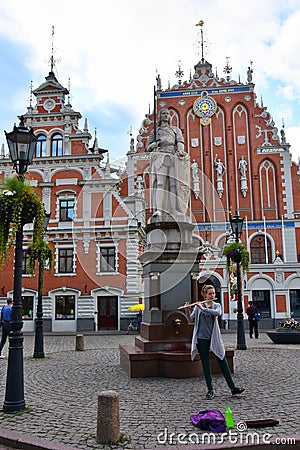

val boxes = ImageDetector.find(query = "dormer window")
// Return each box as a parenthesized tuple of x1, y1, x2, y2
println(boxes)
(36, 134, 47, 157)
(51, 133, 63, 157)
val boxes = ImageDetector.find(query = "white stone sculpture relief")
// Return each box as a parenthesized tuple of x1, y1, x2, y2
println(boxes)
(214, 157, 226, 198)
(238, 156, 248, 197)
(191, 159, 200, 199)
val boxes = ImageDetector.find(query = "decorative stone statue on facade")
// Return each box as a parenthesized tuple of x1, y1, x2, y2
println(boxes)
(191, 159, 200, 199)
(146, 108, 190, 221)
(214, 157, 225, 198)
(238, 156, 248, 197)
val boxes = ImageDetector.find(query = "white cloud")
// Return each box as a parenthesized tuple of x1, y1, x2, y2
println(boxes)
(0, 0, 300, 160)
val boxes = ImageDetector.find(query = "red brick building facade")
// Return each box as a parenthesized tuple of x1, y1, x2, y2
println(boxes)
(129, 57, 300, 328)
(0, 70, 145, 332)
(1, 52, 300, 331)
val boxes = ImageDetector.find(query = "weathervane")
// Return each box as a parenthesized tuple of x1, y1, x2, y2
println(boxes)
(67, 77, 73, 104)
(29, 80, 33, 108)
(195, 20, 207, 63)
(48, 25, 60, 74)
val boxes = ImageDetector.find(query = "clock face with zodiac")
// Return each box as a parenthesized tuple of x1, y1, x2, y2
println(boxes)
(193, 91, 217, 125)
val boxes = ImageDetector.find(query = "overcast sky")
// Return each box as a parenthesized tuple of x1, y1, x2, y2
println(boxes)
(0, 0, 300, 167)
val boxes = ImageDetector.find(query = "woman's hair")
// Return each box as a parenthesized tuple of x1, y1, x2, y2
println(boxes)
(201, 284, 215, 297)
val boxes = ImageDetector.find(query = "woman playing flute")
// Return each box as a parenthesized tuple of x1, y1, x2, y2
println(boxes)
(184, 284, 245, 400)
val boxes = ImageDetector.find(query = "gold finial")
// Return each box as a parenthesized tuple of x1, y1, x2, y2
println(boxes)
(276, 250, 280, 257)
(196, 20, 204, 27)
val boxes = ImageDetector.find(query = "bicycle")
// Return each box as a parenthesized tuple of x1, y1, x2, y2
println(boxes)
(127, 318, 138, 334)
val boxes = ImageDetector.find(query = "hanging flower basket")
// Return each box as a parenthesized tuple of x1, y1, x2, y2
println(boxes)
(222, 242, 250, 273)
(0, 177, 45, 268)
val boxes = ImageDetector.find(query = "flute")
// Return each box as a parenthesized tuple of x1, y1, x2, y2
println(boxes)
(177, 300, 217, 310)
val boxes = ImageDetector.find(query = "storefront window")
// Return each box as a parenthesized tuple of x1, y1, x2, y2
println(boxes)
(252, 290, 271, 318)
(22, 296, 33, 320)
(290, 290, 300, 318)
(55, 295, 75, 320)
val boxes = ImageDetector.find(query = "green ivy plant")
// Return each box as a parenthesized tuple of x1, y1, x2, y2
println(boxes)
(0, 177, 45, 269)
(222, 242, 250, 273)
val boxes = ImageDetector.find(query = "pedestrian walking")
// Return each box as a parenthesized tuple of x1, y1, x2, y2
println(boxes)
(0, 298, 13, 358)
(246, 300, 259, 339)
(185, 284, 245, 400)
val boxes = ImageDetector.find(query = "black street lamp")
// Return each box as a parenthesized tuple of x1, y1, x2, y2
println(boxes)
(229, 212, 247, 350)
(3, 116, 37, 413)
(33, 213, 51, 359)
(5, 116, 37, 180)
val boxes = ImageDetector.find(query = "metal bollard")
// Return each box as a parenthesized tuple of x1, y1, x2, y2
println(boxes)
(75, 334, 84, 351)
(96, 390, 120, 444)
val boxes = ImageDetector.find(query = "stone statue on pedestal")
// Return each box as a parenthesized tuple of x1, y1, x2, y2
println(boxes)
(146, 108, 190, 220)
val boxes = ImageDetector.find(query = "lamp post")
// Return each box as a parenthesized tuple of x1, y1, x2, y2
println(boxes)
(3, 116, 37, 412)
(229, 212, 247, 350)
(33, 213, 51, 359)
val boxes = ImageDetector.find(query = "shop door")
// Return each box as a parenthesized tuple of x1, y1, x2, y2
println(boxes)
(97, 296, 118, 330)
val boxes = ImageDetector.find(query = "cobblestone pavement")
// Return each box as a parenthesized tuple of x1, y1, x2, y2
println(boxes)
(0, 331, 299, 449)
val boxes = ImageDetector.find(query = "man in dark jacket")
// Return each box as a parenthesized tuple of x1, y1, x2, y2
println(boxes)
(246, 300, 259, 339)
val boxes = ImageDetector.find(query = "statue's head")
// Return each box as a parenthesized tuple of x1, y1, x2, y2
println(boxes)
(158, 108, 171, 125)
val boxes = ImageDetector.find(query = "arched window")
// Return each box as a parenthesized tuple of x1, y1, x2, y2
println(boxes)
(36, 134, 47, 157)
(250, 235, 272, 263)
(51, 133, 63, 157)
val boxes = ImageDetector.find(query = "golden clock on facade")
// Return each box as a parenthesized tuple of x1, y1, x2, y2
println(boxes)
(193, 91, 217, 125)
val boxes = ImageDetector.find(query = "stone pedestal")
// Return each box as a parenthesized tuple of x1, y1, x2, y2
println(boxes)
(120, 219, 234, 378)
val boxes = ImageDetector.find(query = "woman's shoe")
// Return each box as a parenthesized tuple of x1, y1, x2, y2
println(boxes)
(206, 390, 214, 399)
(231, 387, 245, 395)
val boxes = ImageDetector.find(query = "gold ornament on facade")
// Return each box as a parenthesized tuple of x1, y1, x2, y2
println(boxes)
(193, 91, 217, 125)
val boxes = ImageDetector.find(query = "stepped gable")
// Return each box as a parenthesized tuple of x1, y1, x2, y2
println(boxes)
(136, 57, 284, 155)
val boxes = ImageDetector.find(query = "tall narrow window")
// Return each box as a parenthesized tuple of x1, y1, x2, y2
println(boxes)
(51, 133, 63, 157)
(250, 235, 271, 263)
(59, 199, 75, 221)
(22, 248, 30, 274)
(58, 248, 74, 273)
(99, 247, 116, 272)
(35, 134, 47, 157)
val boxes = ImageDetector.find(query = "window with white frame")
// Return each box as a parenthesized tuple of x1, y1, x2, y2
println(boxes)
(22, 247, 31, 275)
(35, 134, 47, 157)
(59, 198, 75, 222)
(98, 246, 116, 272)
(51, 133, 63, 157)
(58, 248, 74, 273)
(250, 235, 272, 264)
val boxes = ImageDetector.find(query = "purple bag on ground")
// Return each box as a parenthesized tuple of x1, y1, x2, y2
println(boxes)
(190, 409, 226, 432)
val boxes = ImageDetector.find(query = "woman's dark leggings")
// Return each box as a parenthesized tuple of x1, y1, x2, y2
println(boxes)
(196, 338, 235, 391)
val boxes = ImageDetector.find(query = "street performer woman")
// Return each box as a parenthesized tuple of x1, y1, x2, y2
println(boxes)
(185, 284, 245, 399)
